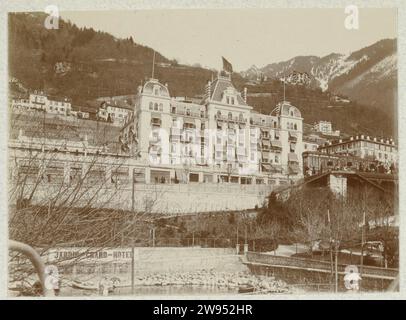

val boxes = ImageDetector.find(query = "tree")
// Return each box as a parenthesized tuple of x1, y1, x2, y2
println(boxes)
(8, 114, 163, 296)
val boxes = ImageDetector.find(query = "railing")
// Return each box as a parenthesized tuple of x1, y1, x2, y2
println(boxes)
(245, 252, 398, 279)
(9, 240, 55, 297)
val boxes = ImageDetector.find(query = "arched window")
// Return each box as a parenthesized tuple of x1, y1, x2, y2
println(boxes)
(273, 121, 277, 128)
(149, 102, 153, 110)
(154, 103, 158, 111)
(294, 123, 297, 130)
(290, 110, 294, 116)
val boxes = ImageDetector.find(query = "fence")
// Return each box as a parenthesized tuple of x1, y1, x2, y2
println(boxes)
(246, 252, 398, 279)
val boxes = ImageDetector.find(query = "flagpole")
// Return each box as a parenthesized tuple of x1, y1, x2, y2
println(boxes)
(283, 75, 286, 102)
(152, 50, 156, 78)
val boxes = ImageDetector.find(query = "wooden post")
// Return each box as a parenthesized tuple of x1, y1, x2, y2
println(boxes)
(131, 245, 135, 294)
(334, 246, 338, 293)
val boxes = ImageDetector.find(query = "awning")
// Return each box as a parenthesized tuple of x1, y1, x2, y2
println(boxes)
(271, 164, 283, 173)
(175, 169, 187, 183)
(288, 152, 299, 162)
(289, 132, 298, 140)
(271, 140, 282, 148)
(289, 163, 300, 174)
(261, 163, 271, 172)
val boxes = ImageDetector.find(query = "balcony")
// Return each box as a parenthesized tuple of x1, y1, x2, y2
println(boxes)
(289, 132, 298, 142)
(151, 118, 161, 127)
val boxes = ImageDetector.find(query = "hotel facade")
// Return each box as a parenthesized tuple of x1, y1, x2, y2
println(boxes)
(120, 73, 304, 185)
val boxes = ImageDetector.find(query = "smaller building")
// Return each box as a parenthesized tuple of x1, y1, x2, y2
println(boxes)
(97, 100, 134, 125)
(318, 135, 397, 166)
(313, 120, 340, 137)
(11, 91, 72, 116)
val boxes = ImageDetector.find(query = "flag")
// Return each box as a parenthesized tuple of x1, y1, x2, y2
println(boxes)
(222, 57, 233, 73)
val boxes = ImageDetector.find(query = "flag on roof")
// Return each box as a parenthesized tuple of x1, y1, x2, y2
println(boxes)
(222, 57, 233, 73)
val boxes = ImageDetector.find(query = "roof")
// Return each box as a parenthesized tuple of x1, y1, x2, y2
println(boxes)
(209, 76, 247, 106)
(142, 78, 170, 97)
(279, 101, 301, 118)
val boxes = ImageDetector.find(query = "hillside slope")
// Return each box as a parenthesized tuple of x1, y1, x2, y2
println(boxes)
(8, 12, 396, 138)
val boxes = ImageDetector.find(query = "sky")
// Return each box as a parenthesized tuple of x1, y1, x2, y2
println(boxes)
(60, 8, 397, 71)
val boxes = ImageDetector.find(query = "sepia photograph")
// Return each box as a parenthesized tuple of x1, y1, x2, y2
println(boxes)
(5, 3, 399, 298)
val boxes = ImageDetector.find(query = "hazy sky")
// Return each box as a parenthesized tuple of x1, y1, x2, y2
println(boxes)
(60, 8, 397, 71)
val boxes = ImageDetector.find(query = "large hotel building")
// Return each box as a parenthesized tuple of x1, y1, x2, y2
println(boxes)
(120, 73, 304, 185)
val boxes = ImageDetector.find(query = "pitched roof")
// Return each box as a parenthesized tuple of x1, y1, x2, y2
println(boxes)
(210, 77, 247, 106)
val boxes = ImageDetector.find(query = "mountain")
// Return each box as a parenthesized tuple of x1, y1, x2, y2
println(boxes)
(8, 13, 396, 138)
(245, 39, 397, 117)
(8, 12, 217, 104)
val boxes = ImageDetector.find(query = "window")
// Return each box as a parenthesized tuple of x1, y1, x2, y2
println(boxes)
(231, 97, 235, 105)
(154, 103, 158, 111)
(275, 155, 279, 163)
(294, 123, 297, 130)
(149, 102, 153, 110)
(228, 112, 232, 120)
(290, 111, 294, 116)
(171, 106, 176, 113)
(154, 88, 159, 95)
(186, 108, 190, 116)
(159, 103, 163, 111)
(200, 110, 205, 118)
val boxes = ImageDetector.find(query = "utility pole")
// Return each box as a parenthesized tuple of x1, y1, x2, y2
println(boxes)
(151, 227, 156, 247)
(360, 210, 366, 277)
(334, 243, 339, 293)
(131, 168, 136, 295)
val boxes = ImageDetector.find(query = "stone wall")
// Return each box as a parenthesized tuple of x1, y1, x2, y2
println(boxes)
(14, 182, 273, 214)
